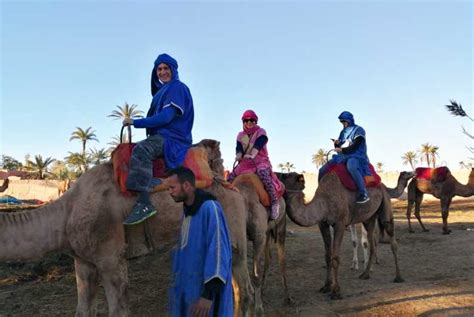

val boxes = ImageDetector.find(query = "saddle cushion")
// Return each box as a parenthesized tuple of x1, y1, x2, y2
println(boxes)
(326, 163, 381, 191)
(415, 166, 449, 182)
(232, 173, 285, 207)
(112, 144, 214, 196)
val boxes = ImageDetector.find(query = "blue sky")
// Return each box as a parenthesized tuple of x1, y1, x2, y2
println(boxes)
(1, 1, 472, 172)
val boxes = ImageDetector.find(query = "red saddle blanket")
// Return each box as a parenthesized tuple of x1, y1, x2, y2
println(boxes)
(415, 167, 449, 182)
(111, 143, 214, 196)
(326, 163, 381, 191)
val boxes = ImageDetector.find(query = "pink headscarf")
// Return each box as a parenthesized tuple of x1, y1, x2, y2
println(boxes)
(241, 109, 260, 134)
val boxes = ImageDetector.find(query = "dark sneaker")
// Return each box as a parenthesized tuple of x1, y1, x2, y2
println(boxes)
(356, 194, 370, 204)
(123, 203, 157, 225)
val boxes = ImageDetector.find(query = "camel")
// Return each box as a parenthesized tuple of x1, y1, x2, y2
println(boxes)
(206, 145, 292, 316)
(58, 178, 71, 196)
(0, 139, 253, 317)
(406, 167, 474, 234)
(233, 184, 290, 316)
(278, 172, 403, 299)
(349, 171, 414, 270)
(0, 178, 9, 192)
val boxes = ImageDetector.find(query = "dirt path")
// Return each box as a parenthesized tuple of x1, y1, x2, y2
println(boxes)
(1, 199, 473, 316)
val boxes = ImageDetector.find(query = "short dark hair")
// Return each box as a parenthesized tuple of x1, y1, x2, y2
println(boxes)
(168, 166, 196, 187)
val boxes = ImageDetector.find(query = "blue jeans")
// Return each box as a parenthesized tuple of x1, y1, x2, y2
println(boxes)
(319, 156, 368, 196)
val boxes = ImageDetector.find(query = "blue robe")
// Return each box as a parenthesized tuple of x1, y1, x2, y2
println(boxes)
(331, 111, 371, 176)
(170, 200, 233, 317)
(134, 53, 194, 168)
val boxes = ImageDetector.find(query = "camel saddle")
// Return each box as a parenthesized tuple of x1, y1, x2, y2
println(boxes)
(326, 163, 381, 191)
(111, 144, 214, 196)
(232, 173, 285, 207)
(415, 167, 449, 183)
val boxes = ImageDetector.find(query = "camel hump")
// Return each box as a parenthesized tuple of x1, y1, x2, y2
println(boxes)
(233, 174, 271, 207)
(415, 166, 450, 182)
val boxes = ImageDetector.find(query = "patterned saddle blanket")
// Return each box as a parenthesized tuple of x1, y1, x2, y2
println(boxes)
(326, 163, 381, 191)
(232, 173, 285, 207)
(111, 144, 214, 196)
(415, 167, 449, 183)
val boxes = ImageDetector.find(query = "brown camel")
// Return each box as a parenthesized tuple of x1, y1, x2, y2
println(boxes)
(407, 167, 474, 234)
(0, 178, 9, 192)
(0, 139, 253, 316)
(204, 142, 292, 316)
(233, 183, 290, 316)
(278, 172, 403, 299)
(57, 178, 71, 196)
(350, 171, 414, 270)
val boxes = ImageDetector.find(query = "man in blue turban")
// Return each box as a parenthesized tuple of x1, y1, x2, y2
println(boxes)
(123, 53, 194, 225)
(167, 167, 233, 316)
(319, 111, 371, 204)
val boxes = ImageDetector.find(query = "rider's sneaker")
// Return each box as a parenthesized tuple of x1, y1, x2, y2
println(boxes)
(123, 202, 157, 225)
(356, 193, 370, 204)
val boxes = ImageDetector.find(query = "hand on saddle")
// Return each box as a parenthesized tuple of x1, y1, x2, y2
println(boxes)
(235, 153, 243, 162)
(243, 148, 258, 160)
(122, 118, 133, 126)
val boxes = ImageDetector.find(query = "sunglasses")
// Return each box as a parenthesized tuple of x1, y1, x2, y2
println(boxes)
(243, 119, 256, 123)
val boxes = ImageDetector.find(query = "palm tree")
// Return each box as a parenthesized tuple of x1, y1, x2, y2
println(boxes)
(26, 155, 55, 179)
(108, 103, 143, 143)
(50, 160, 71, 180)
(429, 145, 440, 168)
(278, 162, 295, 173)
(90, 148, 110, 166)
(375, 162, 384, 173)
(401, 151, 418, 170)
(108, 134, 129, 152)
(419, 143, 432, 167)
(312, 148, 327, 168)
(65, 152, 91, 174)
(69, 127, 99, 155)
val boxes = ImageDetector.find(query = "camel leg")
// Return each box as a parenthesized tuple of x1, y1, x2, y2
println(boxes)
(360, 224, 371, 270)
(414, 192, 428, 232)
(330, 222, 345, 299)
(384, 219, 404, 283)
(261, 235, 272, 291)
(92, 226, 129, 317)
(359, 218, 376, 280)
(252, 233, 267, 317)
(95, 255, 129, 317)
(406, 198, 415, 233)
(440, 197, 453, 234)
(231, 246, 253, 317)
(349, 224, 359, 270)
(318, 222, 332, 294)
(274, 217, 294, 305)
(74, 257, 100, 317)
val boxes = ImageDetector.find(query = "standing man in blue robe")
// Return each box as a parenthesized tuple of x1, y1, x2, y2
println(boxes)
(123, 53, 194, 225)
(319, 111, 372, 204)
(167, 167, 233, 317)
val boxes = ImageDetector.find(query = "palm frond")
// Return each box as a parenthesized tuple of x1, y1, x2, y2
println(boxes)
(445, 100, 473, 121)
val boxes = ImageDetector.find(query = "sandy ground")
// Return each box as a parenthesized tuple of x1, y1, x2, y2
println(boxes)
(1, 198, 473, 316)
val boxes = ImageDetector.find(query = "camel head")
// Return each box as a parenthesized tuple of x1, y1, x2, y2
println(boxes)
(399, 171, 415, 182)
(194, 139, 225, 177)
(276, 172, 305, 192)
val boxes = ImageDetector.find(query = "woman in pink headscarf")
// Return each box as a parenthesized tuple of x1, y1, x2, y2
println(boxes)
(228, 110, 282, 219)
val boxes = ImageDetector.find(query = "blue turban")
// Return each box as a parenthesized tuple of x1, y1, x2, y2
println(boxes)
(151, 53, 180, 96)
